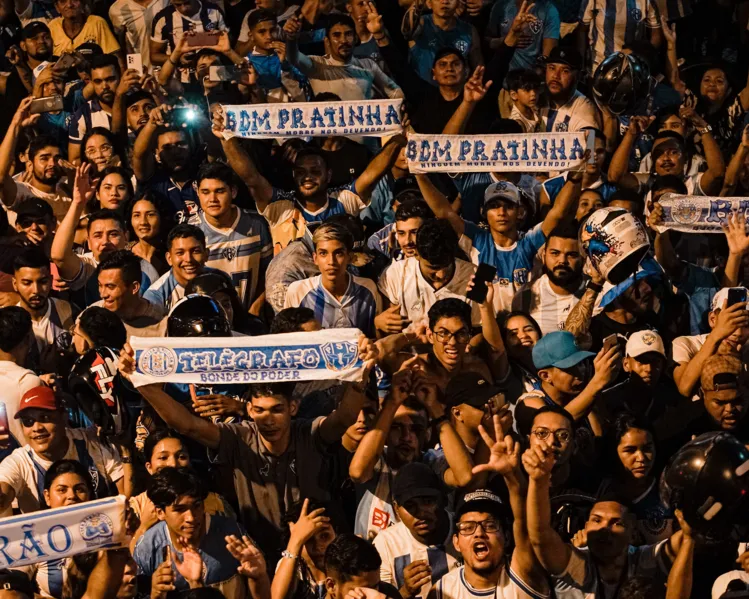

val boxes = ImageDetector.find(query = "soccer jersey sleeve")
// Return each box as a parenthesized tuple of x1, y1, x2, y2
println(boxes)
(338, 189, 368, 216)
(543, 3, 561, 39)
(260, 197, 296, 227)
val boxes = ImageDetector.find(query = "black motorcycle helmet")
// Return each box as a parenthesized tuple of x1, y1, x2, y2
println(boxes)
(167, 293, 232, 337)
(660, 432, 749, 538)
(68, 347, 128, 436)
(592, 52, 651, 116)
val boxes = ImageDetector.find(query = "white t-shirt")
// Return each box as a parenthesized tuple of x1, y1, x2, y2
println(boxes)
(109, 0, 169, 70)
(511, 274, 582, 336)
(671, 333, 708, 364)
(0, 428, 123, 513)
(540, 91, 600, 133)
(11, 180, 72, 224)
(378, 258, 481, 328)
(0, 361, 43, 454)
(713, 571, 749, 599)
(18, 299, 74, 353)
(434, 564, 548, 599)
(373, 519, 459, 599)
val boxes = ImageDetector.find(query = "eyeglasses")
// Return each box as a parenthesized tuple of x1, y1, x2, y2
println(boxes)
(85, 144, 114, 159)
(455, 519, 500, 536)
(531, 428, 572, 443)
(20, 413, 56, 427)
(433, 329, 471, 345)
(17, 217, 48, 228)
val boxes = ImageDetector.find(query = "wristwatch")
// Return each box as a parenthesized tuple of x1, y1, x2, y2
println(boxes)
(698, 124, 712, 136)
(586, 281, 603, 294)
(281, 550, 298, 560)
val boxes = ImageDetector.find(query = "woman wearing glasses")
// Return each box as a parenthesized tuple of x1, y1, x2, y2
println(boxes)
(81, 128, 125, 176)
(597, 413, 673, 546)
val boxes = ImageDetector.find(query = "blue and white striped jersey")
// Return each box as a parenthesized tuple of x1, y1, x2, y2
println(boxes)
(16, 559, 68, 599)
(459, 222, 546, 312)
(68, 98, 112, 144)
(539, 90, 600, 133)
(197, 209, 273, 309)
(580, 0, 660, 71)
(151, 0, 226, 51)
(285, 274, 381, 338)
(144, 267, 223, 310)
(434, 565, 548, 599)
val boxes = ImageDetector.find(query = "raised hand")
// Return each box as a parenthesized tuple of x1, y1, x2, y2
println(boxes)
(660, 15, 676, 47)
(473, 414, 519, 476)
(151, 548, 176, 599)
(679, 106, 708, 130)
(463, 65, 492, 104)
(589, 343, 622, 390)
(173, 542, 204, 587)
(723, 210, 749, 256)
(400, 560, 432, 599)
(73, 163, 96, 206)
(226, 535, 267, 579)
(365, 2, 385, 36)
(12, 97, 40, 129)
(521, 445, 556, 481)
(626, 115, 655, 137)
(289, 498, 330, 548)
(505, 0, 537, 47)
(283, 15, 302, 40)
(116, 69, 142, 96)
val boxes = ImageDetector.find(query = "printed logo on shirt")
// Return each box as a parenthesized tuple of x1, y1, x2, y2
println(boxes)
(454, 39, 469, 53)
(528, 19, 543, 35)
(513, 268, 528, 286)
(80, 512, 114, 547)
(138, 347, 178, 377)
(630, 7, 643, 21)
(555, 121, 569, 132)
(222, 247, 237, 261)
(372, 507, 391, 529)
(321, 341, 359, 371)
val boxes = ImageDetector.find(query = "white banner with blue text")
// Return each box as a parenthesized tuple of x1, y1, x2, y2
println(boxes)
(0, 496, 127, 568)
(655, 194, 749, 233)
(220, 100, 403, 139)
(405, 132, 588, 173)
(130, 329, 364, 387)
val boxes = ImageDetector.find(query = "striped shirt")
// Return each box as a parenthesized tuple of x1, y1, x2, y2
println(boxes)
(143, 267, 222, 310)
(15, 559, 69, 599)
(580, 0, 660, 71)
(434, 565, 548, 599)
(373, 520, 459, 599)
(198, 208, 273, 309)
(151, 0, 227, 52)
(16, 0, 58, 24)
(378, 257, 481, 327)
(285, 274, 381, 338)
(459, 222, 546, 313)
(540, 90, 600, 133)
(511, 274, 584, 336)
(68, 98, 112, 144)
(109, 0, 170, 70)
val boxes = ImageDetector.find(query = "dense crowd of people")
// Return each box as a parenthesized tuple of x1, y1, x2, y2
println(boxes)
(2, 0, 749, 597)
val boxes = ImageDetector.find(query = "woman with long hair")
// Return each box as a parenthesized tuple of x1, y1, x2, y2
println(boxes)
(124, 192, 170, 275)
(88, 166, 134, 213)
(81, 127, 125, 175)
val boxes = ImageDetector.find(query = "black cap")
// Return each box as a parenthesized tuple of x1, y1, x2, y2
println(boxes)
(14, 198, 54, 221)
(392, 463, 443, 505)
(547, 47, 582, 71)
(392, 176, 420, 203)
(445, 372, 503, 409)
(455, 489, 510, 521)
(21, 21, 50, 40)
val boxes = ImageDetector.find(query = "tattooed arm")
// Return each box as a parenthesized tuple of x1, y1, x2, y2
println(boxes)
(564, 267, 604, 349)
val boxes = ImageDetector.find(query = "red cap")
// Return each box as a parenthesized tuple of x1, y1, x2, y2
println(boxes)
(15, 386, 57, 417)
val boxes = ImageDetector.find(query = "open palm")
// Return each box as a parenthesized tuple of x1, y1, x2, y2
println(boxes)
(472, 414, 519, 475)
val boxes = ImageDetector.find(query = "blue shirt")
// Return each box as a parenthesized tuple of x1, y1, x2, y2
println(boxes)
(198, 208, 273, 309)
(133, 515, 247, 591)
(138, 172, 199, 220)
(248, 53, 309, 96)
(542, 172, 617, 205)
(488, 0, 560, 72)
(409, 15, 474, 85)
(461, 221, 546, 287)
(68, 98, 111, 144)
(673, 262, 721, 335)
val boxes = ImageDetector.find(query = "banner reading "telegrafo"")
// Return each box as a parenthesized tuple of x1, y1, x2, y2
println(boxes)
(220, 99, 403, 139)
(130, 329, 364, 387)
(655, 194, 749, 233)
(0, 496, 127, 568)
(405, 132, 589, 173)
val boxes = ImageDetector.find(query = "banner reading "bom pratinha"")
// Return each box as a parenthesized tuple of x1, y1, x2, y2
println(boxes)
(221, 99, 403, 138)
(405, 132, 589, 173)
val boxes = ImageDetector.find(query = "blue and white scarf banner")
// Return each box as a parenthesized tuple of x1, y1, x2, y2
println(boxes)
(405, 131, 589, 173)
(0, 496, 127, 568)
(220, 99, 403, 139)
(655, 194, 749, 233)
(130, 329, 364, 387)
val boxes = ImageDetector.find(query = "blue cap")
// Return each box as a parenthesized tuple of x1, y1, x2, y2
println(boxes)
(532, 331, 595, 370)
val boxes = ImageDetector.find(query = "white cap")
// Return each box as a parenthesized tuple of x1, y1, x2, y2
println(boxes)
(711, 287, 749, 312)
(625, 330, 665, 358)
(483, 181, 521, 206)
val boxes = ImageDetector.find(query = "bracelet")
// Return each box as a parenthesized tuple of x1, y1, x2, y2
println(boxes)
(586, 281, 603, 294)
(281, 550, 298, 560)
(121, 455, 132, 464)
(698, 124, 712, 136)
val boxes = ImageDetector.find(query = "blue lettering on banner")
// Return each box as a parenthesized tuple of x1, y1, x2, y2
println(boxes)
(706, 199, 734, 223)
(19, 525, 46, 561)
(47, 525, 73, 554)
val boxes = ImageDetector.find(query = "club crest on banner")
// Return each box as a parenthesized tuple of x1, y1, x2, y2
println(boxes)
(321, 341, 359, 371)
(138, 347, 178, 377)
(80, 513, 114, 548)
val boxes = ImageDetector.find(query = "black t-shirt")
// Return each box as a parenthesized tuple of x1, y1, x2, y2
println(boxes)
(320, 139, 373, 189)
(225, 0, 255, 43)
